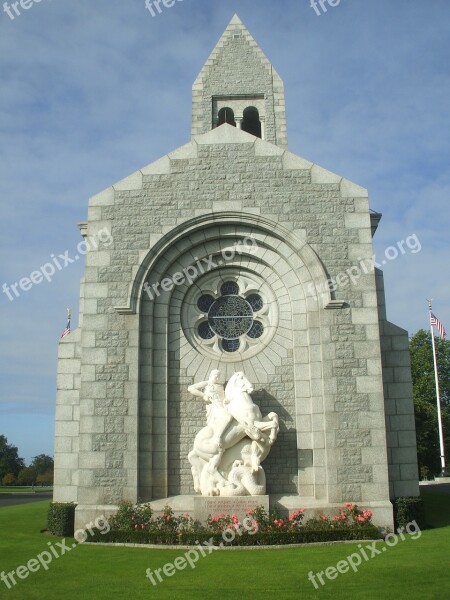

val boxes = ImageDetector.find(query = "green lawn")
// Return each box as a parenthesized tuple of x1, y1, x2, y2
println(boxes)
(0, 490, 449, 600)
(0, 487, 52, 494)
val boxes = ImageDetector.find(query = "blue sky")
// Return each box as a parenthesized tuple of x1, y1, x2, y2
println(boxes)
(0, 0, 449, 463)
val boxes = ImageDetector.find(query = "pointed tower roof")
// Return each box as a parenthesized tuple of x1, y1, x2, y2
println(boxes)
(192, 15, 287, 148)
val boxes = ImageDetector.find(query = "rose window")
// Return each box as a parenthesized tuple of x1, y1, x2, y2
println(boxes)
(197, 281, 265, 353)
(181, 270, 278, 361)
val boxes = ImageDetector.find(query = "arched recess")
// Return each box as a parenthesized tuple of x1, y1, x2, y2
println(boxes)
(217, 107, 236, 127)
(134, 214, 333, 502)
(241, 106, 262, 138)
(115, 213, 331, 317)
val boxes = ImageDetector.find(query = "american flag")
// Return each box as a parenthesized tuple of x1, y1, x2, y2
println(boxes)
(431, 313, 446, 339)
(61, 316, 71, 338)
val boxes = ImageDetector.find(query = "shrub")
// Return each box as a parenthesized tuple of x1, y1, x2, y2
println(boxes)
(393, 497, 426, 530)
(47, 502, 76, 537)
(109, 500, 153, 532)
(87, 502, 381, 546)
(87, 524, 379, 546)
(303, 503, 374, 530)
(109, 501, 196, 538)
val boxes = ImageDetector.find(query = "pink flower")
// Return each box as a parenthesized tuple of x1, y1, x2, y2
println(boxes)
(247, 509, 253, 515)
(141, 524, 145, 529)
(134, 524, 138, 529)
(289, 509, 305, 521)
(320, 515, 327, 521)
(344, 503, 354, 510)
(332, 516, 340, 522)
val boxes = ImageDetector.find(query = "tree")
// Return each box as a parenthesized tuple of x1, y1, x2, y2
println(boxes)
(410, 329, 450, 476)
(36, 470, 53, 486)
(0, 435, 25, 480)
(17, 467, 37, 486)
(2, 473, 16, 486)
(30, 454, 54, 476)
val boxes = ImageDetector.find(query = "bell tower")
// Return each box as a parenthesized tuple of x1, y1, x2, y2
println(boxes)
(191, 14, 288, 148)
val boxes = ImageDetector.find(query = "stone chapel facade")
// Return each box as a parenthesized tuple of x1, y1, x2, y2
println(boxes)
(54, 15, 419, 529)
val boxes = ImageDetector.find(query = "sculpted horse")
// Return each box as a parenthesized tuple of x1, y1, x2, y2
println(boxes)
(188, 372, 279, 496)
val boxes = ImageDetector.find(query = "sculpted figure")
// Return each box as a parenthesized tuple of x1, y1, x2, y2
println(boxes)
(187, 370, 232, 475)
(187, 371, 279, 496)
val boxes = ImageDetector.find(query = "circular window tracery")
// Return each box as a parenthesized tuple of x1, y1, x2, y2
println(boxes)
(181, 269, 278, 362)
(248, 321, 264, 339)
(198, 321, 215, 340)
(196, 282, 265, 353)
(197, 295, 215, 313)
(220, 281, 240, 296)
(247, 294, 264, 311)
(207, 295, 253, 339)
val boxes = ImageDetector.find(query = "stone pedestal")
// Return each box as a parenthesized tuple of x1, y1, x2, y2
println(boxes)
(193, 495, 269, 523)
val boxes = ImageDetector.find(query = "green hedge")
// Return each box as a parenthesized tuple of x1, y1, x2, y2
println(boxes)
(87, 525, 380, 546)
(47, 502, 76, 537)
(393, 497, 426, 530)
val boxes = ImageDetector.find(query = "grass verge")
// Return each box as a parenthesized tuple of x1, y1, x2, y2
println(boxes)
(0, 490, 448, 600)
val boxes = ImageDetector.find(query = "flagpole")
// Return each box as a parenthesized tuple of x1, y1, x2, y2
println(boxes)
(427, 299, 447, 477)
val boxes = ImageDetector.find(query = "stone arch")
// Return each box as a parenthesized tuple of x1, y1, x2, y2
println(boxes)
(136, 215, 332, 501)
(116, 213, 332, 316)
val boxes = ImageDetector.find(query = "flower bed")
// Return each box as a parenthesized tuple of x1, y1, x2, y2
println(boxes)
(86, 502, 381, 546)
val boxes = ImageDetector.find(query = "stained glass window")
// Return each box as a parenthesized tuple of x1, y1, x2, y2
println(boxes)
(222, 338, 240, 353)
(196, 281, 266, 353)
(220, 281, 239, 296)
(197, 295, 215, 313)
(247, 294, 263, 311)
(208, 296, 253, 339)
(198, 321, 215, 340)
(248, 321, 264, 339)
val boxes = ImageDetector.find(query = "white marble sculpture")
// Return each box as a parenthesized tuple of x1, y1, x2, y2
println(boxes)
(188, 370, 279, 496)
